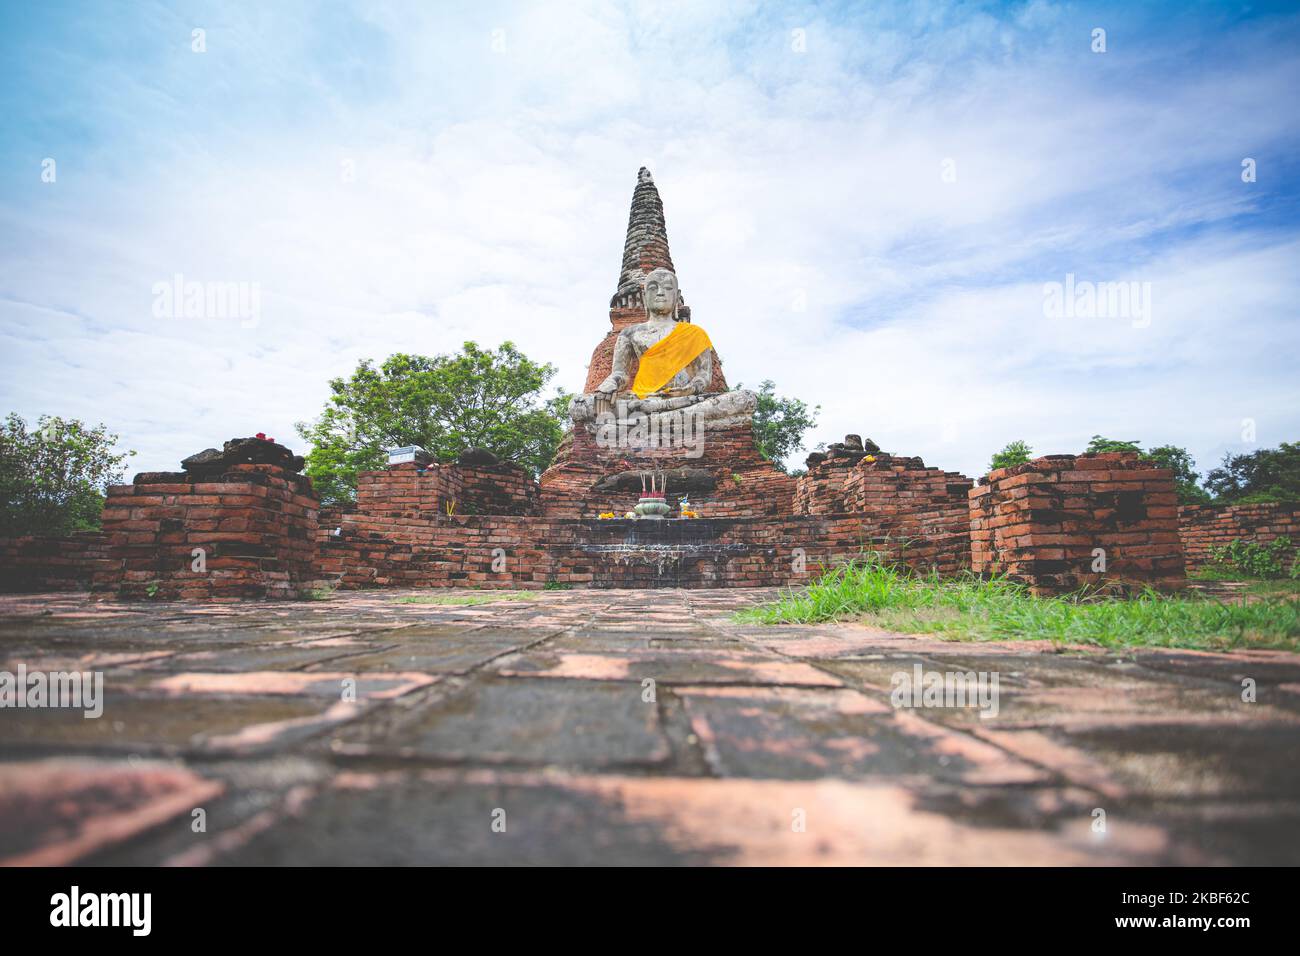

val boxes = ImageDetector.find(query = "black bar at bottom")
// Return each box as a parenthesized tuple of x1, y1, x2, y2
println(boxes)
(0, 866, 1279, 941)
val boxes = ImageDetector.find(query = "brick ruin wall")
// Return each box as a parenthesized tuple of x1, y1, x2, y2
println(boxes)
(7, 446, 1254, 599)
(318, 441, 970, 590)
(356, 461, 539, 519)
(1177, 502, 1300, 573)
(970, 452, 1185, 595)
(317, 504, 355, 540)
(90, 464, 319, 600)
(0, 533, 111, 592)
(316, 509, 971, 591)
(796, 453, 972, 517)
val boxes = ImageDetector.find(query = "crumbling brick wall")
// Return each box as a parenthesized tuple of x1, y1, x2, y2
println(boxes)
(316, 507, 971, 591)
(316, 503, 356, 542)
(0, 533, 110, 592)
(969, 452, 1185, 594)
(795, 453, 971, 518)
(94, 464, 319, 600)
(1178, 502, 1300, 573)
(356, 461, 540, 518)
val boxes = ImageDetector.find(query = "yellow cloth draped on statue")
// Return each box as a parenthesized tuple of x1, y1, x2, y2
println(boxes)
(630, 323, 714, 399)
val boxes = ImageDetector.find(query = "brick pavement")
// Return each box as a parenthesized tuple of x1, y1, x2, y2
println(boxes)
(2, 588, 1297, 865)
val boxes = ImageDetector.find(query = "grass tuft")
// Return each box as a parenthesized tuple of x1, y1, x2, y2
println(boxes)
(736, 553, 1300, 652)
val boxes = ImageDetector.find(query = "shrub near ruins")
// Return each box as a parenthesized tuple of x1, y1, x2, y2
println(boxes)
(0, 413, 133, 535)
(295, 343, 570, 505)
(1206, 537, 1300, 581)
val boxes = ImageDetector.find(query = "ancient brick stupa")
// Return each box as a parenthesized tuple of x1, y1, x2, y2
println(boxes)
(540, 168, 797, 519)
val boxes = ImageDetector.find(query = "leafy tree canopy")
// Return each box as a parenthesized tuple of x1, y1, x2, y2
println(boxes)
(1085, 435, 1143, 454)
(1204, 442, 1300, 504)
(743, 380, 820, 473)
(295, 343, 569, 504)
(989, 439, 1033, 472)
(0, 413, 133, 535)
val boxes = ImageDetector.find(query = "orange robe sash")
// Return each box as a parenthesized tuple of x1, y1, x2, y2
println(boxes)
(631, 323, 713, 399)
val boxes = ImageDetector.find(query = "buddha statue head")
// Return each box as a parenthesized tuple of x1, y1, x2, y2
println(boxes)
(641, 267, 680, 322)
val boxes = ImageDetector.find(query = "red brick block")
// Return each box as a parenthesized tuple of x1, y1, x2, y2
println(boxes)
(969, 452, 1185, 594)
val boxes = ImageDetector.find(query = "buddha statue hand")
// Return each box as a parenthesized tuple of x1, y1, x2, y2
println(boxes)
(593, 371, 623, 402)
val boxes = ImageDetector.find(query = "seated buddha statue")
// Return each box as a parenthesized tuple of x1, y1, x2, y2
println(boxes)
(570, 268, 756, 429)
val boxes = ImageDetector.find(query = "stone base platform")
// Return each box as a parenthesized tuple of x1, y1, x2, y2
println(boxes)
(540, 424, 797, 519)
(317, 509, 971, 590)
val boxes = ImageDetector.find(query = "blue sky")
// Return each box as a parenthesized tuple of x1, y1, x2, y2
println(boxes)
(2, 0, 1298, 479)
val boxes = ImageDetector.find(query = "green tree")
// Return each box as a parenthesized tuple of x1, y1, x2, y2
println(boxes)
(1085, 436, 1210, 505)
(1144, 444, 1212, 504)
(1085, 435, 1142, 454)
(743, 380, 819, 473)
(0, 413, 133, 535)
(1204, 442, 1300, 504)
(989, 440, 1033, 472)
(295, 343, 568, 504)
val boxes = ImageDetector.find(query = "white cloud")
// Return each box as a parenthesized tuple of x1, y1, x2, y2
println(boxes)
(1, 0, 1297, 484)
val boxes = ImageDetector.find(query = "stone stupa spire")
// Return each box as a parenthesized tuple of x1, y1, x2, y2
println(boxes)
(582, 167, 710, 392)
(610, 168, 688, 319)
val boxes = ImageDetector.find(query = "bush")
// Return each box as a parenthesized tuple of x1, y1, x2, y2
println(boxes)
(0, 413, 133, 536)
(1207, 537, 1298, 580)
(989, 440, 1032, 472)
(295, 343, 569, 504)
(746, 380, 820, 472)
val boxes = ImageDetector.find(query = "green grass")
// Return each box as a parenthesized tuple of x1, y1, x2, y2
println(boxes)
(1189, 567, 1300, 597)
(736, 555, 1300, 652)
(1234, 579, 1300, 598)
(394, 591, 539, 606)
(1189, 567, 1236, 581)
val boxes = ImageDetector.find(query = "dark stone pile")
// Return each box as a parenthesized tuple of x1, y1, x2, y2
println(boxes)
(805, 434, 881, 469)
(140, 437, 307, 482)
(456, 448, 500, 467)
